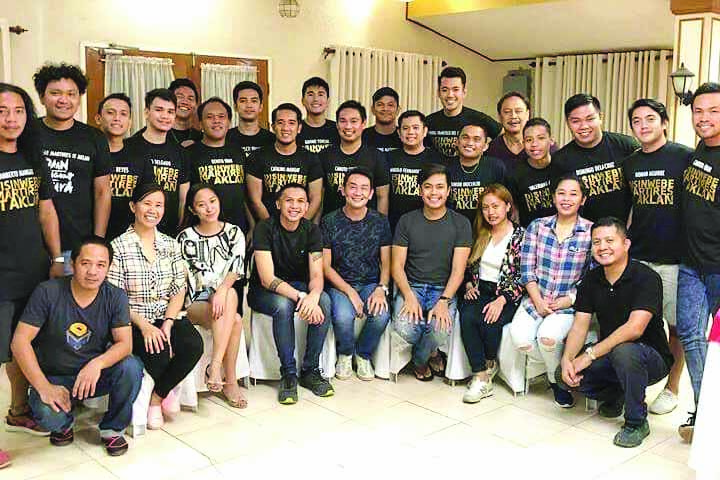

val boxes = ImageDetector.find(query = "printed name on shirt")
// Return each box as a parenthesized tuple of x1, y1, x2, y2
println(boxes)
(392, 170, 421, 196)
(629, 178, 674, 205)
(453, 185, 485, 211)
(198, 164, 244, 185)
(264, 172, 307, 191)
(525, 182, 553, 213)
(153, 165, 179, 192)
(0, 174, 40, 212)
(575, 162, 624, 197)
(110, 172, 138, 198)
(303, 139, 331, 154)
(685, 161, 719, 202)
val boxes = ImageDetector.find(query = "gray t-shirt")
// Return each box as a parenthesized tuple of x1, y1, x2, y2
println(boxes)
(393, 208, 472, 286)
(20, 277, 130, 376)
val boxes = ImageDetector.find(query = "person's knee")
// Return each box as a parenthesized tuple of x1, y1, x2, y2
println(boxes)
(538, 336, 558, 353)
(318, 291, 332, 316)
(30, 391, 70, 431)
(509, 322, 534, 352)
(608, 343, 641, 371)
(116, 355, 143, 383)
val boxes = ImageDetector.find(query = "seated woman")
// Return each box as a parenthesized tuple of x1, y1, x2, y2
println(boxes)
(508, 173, 592, 408)
(177, 184, 246, 408)
(460, 184, 524, 403)
(108, 183, 203, 429)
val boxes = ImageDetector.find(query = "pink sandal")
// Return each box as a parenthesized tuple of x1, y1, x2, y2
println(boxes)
(147, 405, 164, 430)
(0, 449, 11, 469)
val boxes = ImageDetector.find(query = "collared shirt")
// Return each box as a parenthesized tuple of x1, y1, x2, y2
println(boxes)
(520, 214, 592, 321)
(107, 225, 186, 321)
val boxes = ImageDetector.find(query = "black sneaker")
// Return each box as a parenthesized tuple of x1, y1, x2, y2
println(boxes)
(678, 411, 695, 443)
(49, 427, 74, 447)
(599, 397, 624, 418)
(613, 419, 650, 448)
(299, 369, 335, 397)
(550, 382, 575, 408)
(278, 374, 298, 405)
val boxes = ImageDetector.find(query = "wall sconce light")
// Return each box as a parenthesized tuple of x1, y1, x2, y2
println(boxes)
(670, 63, 695, 106)
(279, 0, 300, 18)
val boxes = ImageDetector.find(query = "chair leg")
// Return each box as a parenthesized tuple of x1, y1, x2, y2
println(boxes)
(585, 398, 598, 412)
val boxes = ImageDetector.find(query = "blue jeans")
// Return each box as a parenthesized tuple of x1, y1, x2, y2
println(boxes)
(29, 355, 143, 436)
(328, 284, 390, 359)
(392, 283, 455, 367)
(62, 250, 73, 276)
(676, 265, 720, 405)
(248, 281, 332, 377)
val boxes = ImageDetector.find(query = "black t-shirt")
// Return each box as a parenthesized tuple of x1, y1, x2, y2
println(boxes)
(251, 217, 322, 285)
(246, 146, 323, 218)
(226, 127, 275, 158)
(575, 260, 673, 369)
(553, 132, 639, 222)
(682, 142, 720, 273)
(512, 160, 560, 227)
(0, 151, 53, 301)
(486, 135, 559, 173)
(362, 127, 402, 153)
(297, 120, 339, 154)
(387, 148, 445, 231)
(133, 126, 203, 145)
(124, 135, 189, 236)
(424, 107, 502, 158)
(320, 144, 390, 215)
(107, 147, 147, 241)
(624, 142, 692, 264)
(186, 141, 249, 233)
(447, 155, 509, 225)
(20, 278, 131, 376)
(36, 120, 113, 251)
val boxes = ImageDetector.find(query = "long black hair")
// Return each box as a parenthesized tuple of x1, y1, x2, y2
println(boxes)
(181, 183, 225, 229)
(0, 83, 44, 171)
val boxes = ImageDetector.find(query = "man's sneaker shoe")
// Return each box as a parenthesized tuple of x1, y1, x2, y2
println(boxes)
(599, 397, 624, 418)
(613, 420, 650, 448)
(49, 427, 74, 447)
(299, 369, 335, 397)
(335, 354, 353, 380)
(487, 362, 499, 382)
(678, 411, 695, 443)
(6, 409, 50, 436)
(649, 388, 678, 415)
(103, 435, 129, 456)
(550, 382, 575, 408)
(355, 355, 374, 381)
(463, 377, 493, 404)
(278, 375, 298, 405)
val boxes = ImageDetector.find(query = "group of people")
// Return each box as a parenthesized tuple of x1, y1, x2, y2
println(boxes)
(0, 61, 718, 467)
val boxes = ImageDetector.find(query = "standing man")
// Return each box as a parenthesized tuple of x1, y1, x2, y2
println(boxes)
(297, 77, 339, 154)
(168, 78, 202, 144)
(425, 66, 501, 158)
(362, 87, 402, 153)
(227, 81, 275, 157)
(33, 63, 112, 271)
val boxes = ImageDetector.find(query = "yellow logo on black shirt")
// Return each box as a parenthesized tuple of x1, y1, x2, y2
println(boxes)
(66, 322, 92, 351)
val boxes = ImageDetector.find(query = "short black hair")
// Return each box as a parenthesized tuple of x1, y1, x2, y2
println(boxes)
(591, 216, 628, 238)
(168, 78, 198, 100)
(497, 91, 530, 114)
(418, 162, 450, 187)
(691, 82, 720, 107)
(276, 182, 308, 200)
(145, 88, 177, 109)
(523, 117, 552, 136)
(564, 93, 601, 119)
(71, 235, 114, 264)
(272, 102, 303, 123)
(552, 172, 587, 197)
(197, 96, 232, 122)
(131, 182, 165, 204)
(33, 63, 88, 97)
(343, 166, 374, 189)
(336, 100, 367, 123)
(372, 87, 399, 104)
(98, 93, 132, 115)
(458, 123, 487, 138)
(398, 110, 426, 127)
(437, 66, 466, 88)
(233, 80, 263, 104)
(302, 77, 330, 97)
(627, 98, 669, 124)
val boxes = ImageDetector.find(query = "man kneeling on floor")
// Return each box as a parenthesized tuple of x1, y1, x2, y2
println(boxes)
(11, 236, 142, 456)
(558, 217, 672, 448)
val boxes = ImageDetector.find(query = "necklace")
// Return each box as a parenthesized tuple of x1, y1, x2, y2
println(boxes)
(460, 161, 479, 174)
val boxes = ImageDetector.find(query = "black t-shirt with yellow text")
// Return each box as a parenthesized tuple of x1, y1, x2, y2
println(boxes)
(297, 120, 339, 154)
(107, 147, 147, 240)
(447, 155, 509, 225)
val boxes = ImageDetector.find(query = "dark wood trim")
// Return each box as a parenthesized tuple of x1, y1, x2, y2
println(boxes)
(322, 47, 447, 66)
(671, 0, 720, 15)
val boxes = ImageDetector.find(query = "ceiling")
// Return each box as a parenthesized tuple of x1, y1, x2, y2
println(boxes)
(407, 0, 675, 60)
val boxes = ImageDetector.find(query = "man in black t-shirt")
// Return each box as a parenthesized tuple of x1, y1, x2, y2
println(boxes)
(425, 67, 501, 158)
(247, 103, 323, 221)
(553, 94, 639, 222)
(362, 87, 402, 153)
(33, 63, 112, 270)
(297, 77, 339, 154)
(167, 78, 202, 145)
(320, 100, 390, 216)
(247, 183, 333, 404)
(559, 218, 671, 448)
(227, 81, 275, 157)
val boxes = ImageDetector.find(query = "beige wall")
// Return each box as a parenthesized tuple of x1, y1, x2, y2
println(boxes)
(3, 0, 514, 120)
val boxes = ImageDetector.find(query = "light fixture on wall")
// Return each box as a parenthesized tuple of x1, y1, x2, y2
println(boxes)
(670, 63, 695, 106)
(279, 0, 300, 18)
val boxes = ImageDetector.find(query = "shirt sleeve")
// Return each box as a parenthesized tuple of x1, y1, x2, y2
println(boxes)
(630, 267, 662, 316)
(520, 218, 540, 285)
(167, 239, 187, 298)
(252, 220, 273, 251)
(373, 151, 390, 187)
(178, 147, 190, 185)
(573, 270, 594, 313)
(92, 128, 113, 177)
(393, 214, 410, 247)
(36, 154, 55, 200)
(18, 283, 51, 329)
(106, 241, 126, 290)
(320, 215, 333, 249)
(306, 154, 324, 183)
(455, 214, 473, 248)
(379, 215, 392, 247)
(110, 288, 131, 328)
(246, 151, 265, 179)
(307, 223, 323, 253)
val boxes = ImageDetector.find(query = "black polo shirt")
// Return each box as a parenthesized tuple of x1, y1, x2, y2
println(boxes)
(574, 260, 673, 369)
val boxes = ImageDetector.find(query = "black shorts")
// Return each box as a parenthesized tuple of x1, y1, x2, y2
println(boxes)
(0, 298, 29, 363)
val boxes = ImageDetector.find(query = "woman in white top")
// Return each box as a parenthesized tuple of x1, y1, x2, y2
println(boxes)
(177, 184, 246, 408)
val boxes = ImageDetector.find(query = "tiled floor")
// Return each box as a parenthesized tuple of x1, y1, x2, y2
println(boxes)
(0, 366, 697, 480)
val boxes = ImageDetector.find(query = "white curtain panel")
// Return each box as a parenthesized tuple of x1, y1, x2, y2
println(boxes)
(533, 50, 674, 146)
(200, 63, 258, 127)
(328, 45, 443, 124)
(104, 55, 175, 135)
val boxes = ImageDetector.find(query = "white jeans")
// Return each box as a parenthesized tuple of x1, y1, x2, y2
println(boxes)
(509, 306, 574, 382)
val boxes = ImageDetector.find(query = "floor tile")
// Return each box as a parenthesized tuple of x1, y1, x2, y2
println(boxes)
(464, 404, 570, 446)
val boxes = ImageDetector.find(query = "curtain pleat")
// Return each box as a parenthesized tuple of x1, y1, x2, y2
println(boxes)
(200, 63, 257, 127)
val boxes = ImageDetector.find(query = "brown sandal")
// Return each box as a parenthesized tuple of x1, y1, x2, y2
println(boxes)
(414, 365, 434, 382)
(220, 384, 248, 409)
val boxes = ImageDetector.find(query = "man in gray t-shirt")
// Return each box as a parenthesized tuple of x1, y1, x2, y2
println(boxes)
(392, 163, 472, 380)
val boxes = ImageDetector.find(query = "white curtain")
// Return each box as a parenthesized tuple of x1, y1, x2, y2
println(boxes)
(104, 55, 175, 134)
(533, 50, 674, 146)
(201, 63, 258, 127)
(328, 45, 443, 124)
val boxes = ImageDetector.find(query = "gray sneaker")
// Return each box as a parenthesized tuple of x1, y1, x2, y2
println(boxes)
(463, 377, 493, 404)
(335, 354, 353, 380)
(355, 355, 374, 381)
(613, 419, 650, 448)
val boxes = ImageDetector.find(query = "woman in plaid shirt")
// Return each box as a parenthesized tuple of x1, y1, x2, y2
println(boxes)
(508, 173, 592, 408)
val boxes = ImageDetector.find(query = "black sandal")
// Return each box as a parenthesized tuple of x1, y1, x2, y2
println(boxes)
(428, 351, 446, 376)
(414, 365, 434, 382)
(103, 435, 129, 456)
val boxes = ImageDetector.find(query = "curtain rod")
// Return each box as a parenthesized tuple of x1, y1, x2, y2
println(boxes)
(529, 53, 673, 68)
(322, 47, 447, 67)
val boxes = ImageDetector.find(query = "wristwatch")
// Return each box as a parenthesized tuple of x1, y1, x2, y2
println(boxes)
(53, 256, 65, 264)
(585, 346, 597, 362)
(377, 284, 390, 296)
(439, 295, 451, 302)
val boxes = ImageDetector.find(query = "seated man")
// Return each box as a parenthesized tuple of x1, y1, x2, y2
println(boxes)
(392, 163, 472, 380)
(11, 236, 142, 457)
(321, 167, 391, 381)
(559, 217, 672, 448)
(248, 183, 334, 404)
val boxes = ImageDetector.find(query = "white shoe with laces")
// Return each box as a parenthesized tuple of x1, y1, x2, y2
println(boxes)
(649, 388, 678, 415)
(355, 355, 375, 381)
(463, 377, 493, 404)
(335, 354, 353, 380)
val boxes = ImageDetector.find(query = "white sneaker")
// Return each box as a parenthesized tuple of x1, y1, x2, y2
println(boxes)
(649, 388, 678, 415)
(355, 355, 374, 381)
(463, 377, 493, 404)
(487, 362, 499, 381)
(335, 354, 353, 380)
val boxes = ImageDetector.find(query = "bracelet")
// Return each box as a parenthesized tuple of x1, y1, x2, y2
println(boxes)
(439, 296, 451, 302)
(164, 317, 175, 323)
